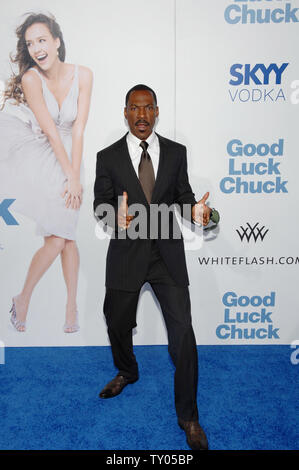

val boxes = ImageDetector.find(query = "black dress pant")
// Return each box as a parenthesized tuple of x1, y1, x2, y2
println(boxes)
(103, 241, 199, 422)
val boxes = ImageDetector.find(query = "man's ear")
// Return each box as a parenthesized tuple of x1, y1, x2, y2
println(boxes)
(155, 106, 159, 118)
(124, 107, 128, 120)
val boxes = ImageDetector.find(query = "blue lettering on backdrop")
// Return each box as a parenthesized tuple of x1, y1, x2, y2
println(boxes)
(216, 291, 280, 340)
(0, 199, 19, 225)
(219, 139, 288, 194)
(227, 139, 284, 157)
(229, 63, 288, 86)
(228, 63, 288, 103)
(224, 2, 299, 25)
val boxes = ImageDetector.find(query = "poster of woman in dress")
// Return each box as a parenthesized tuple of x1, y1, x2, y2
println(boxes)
(0, 9, 93, 339)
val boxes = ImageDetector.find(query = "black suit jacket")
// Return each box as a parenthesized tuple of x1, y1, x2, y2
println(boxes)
(93, 133, 197, 291)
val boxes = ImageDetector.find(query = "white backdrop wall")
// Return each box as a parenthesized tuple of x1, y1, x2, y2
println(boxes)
(0, 0, 298, 346)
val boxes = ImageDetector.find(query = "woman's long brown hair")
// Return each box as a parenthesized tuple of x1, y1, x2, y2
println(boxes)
(2, 12, 65, 108)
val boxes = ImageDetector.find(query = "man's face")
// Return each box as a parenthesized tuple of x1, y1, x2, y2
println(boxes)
(124, 90, 159, 140)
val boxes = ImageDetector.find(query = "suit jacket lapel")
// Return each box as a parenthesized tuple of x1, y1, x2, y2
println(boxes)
(151, 133, 167, 204)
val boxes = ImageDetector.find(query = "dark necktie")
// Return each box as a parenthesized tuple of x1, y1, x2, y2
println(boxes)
(138, 140, 155, 204)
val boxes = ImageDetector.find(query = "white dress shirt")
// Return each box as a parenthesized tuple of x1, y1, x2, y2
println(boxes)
(126, 131, 159, 178)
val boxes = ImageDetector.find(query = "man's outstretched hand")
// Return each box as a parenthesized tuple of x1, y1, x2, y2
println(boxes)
(117, 191, 134, 230)
(192, 192, 212, 226)
(118, 190, 212, 229)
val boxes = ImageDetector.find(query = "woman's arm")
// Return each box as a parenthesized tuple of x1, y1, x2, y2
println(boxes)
(71, 66, 93, 176)
(64, 66, 93, 209)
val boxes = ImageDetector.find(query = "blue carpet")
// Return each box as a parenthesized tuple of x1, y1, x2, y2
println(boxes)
(0, 345, 298, 450)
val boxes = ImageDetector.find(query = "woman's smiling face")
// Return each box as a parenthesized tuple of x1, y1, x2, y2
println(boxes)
(25, 22, 60, 70)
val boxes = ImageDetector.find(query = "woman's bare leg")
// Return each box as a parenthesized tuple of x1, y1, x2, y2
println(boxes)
(13, 235, 66, 329)
(60, 239, 80, 330)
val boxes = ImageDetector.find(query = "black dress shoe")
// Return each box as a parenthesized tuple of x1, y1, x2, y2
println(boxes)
(99, 375, 138, 399)
(178, 419, 209, 450)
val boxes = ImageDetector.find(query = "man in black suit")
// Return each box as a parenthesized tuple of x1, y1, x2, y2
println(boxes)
(94, 84, 218, 450)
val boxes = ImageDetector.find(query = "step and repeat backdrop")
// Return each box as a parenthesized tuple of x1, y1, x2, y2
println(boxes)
(0, 0, 298, 346)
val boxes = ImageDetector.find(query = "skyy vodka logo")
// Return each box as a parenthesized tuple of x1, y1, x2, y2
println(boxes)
(216, 291, 280, 340)
(224, 0, 299, 25)
(229, 62, 289, 103)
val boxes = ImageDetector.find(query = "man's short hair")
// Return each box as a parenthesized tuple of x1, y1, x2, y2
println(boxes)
(125, 84, 158, 106)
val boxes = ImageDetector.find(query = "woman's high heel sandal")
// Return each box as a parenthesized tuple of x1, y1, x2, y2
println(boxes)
(10, 298, 26, 332)
(63, 311, 80, 333)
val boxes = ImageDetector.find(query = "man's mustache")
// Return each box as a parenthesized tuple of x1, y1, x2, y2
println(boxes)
(135, 120, 149, 126)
